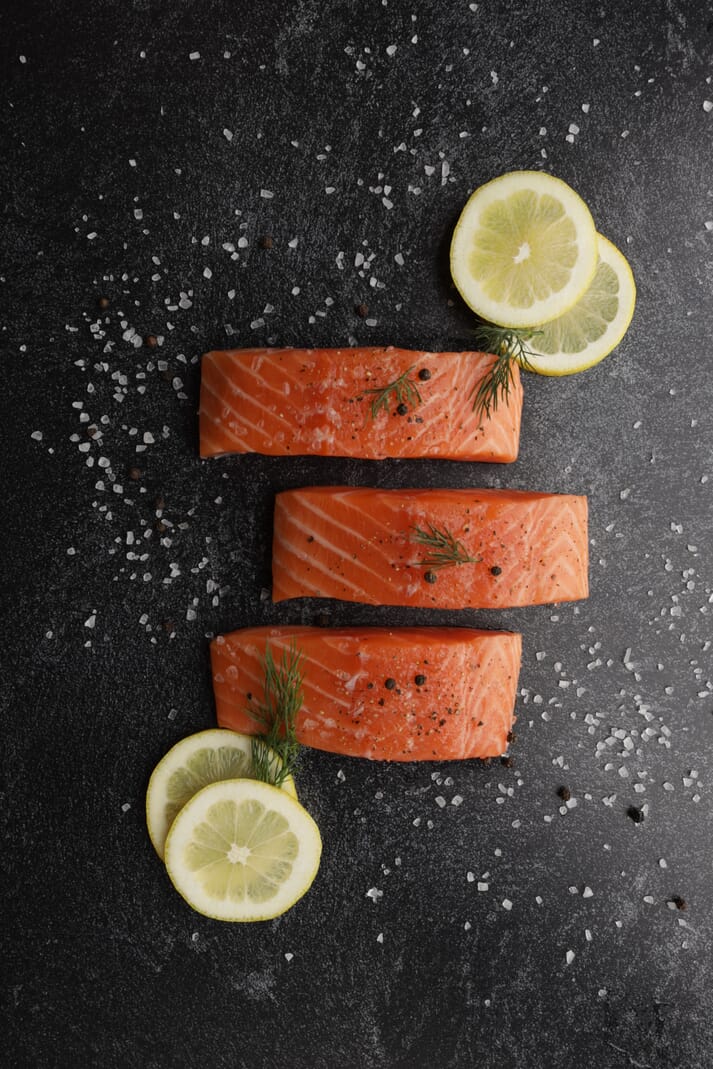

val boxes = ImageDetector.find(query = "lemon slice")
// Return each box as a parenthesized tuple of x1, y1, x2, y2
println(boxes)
(146, 729, 297, 860)
(522, 234, 636, 375)
(450, 170, 598, 328)
(164, 779, 322, 921)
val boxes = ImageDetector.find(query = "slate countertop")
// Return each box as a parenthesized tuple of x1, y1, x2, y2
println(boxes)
(4, 2, 713, 1067)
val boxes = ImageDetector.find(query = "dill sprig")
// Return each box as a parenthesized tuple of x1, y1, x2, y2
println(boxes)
(248, 641, 304, 788)
(471, 325, 541, 423)
(363, 365, 422, 419)
(411, 523, 482, 570)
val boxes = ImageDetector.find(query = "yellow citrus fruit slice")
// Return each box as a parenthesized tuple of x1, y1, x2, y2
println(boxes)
(521, 234, 636, 375)
(450, 170, 598, 328)
(164, 779, 322, 922)
(146, 729, 297, 860)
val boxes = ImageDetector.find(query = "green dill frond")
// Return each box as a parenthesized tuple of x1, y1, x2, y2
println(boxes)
(248, 640, 304, 787)
(410, 523, 481, 570)
(471, 325, 541, 423)
(363, 365, 423, 419)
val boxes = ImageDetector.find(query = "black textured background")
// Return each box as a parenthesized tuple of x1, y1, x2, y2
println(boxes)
(4, 2, 713, 1067)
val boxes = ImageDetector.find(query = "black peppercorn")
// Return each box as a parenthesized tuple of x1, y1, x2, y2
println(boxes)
(557, 785, 571, 802)
(415, 674, 426, 686)
(396, 402, 408, 416)
(384, 677, 396, 690)
(671, 895, 687, 911)
(144, 334, 158, 348)
(98, 295, 110, 310)
(355, 303, 369, 318)
(424, 571, 437, 584)
(490, 565, 502, 576)
(627, 805, 644, 824)
(259, 235, 273, 249)
(418, 368, 431, 381)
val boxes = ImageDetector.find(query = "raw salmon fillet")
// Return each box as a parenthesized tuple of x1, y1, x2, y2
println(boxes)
(199, 347, 522, 462)
(211, 626, 521, 761)
(273, 486, 589, 609)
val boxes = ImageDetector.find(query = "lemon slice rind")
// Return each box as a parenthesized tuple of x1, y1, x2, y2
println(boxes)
(450, 170, 598, 329)
(522, 234, 636, 376)
(164, 779, 322, 922)
(146, 729, 297, 860)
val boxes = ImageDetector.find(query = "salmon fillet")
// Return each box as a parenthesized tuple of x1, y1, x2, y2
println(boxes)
(273, 486, 589, 609)
(211, 626, 521, 761)
(199, 347, 522, 462)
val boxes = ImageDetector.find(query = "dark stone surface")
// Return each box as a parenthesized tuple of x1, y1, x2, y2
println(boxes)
(3, 2, 713, 1066)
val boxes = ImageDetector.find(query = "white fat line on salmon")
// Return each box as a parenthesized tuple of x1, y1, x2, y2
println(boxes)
(218, 654, 351, 718)
(199, 416, 252, 455)
(286, 498, 398, 582)
(274, 530, 385, 601)
(241, 640, 355, 713)
(319, 489, 402, 540)
(202, 365, 293, 441)
(383, 354, 498, 451)
(200, 377, 270, 452)
(525, 502, 589, 576)
(248, 354, 330, 402)
(204, 361, 292, 431)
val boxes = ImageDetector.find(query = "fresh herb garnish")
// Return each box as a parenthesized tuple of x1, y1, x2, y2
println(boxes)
(248, 641, 304, 788)
(364, 365, 423, 419)
(411, 523, 482, 570)
(471, 324, 541, 423)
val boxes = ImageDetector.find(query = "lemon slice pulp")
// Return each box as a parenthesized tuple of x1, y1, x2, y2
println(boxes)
(522, 234, 636, 375)
(164, 779, 322, 922)
(450, 170, 598, 328)
(146, 729, 297, 859)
